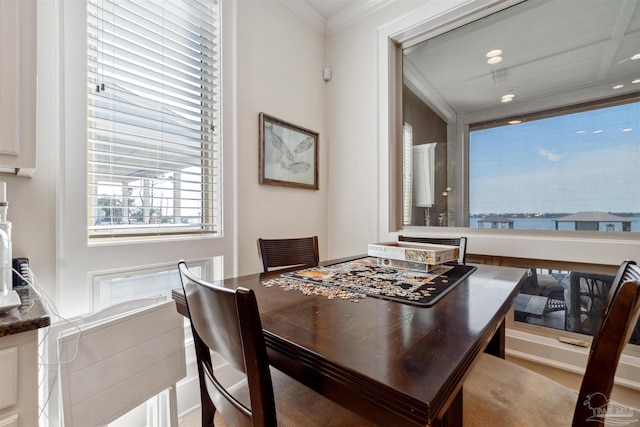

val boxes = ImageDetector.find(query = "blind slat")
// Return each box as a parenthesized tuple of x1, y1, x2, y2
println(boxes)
(88, 2, 218, 56)
(89, 137, 219, 163)
(88, 67, 219, 113)
(87, 28, 219, 78)
(91, 0, 218, 43)
(88, 98, 219, 137)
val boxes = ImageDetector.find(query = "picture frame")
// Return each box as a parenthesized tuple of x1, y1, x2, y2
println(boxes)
(259, 113, 319, 190)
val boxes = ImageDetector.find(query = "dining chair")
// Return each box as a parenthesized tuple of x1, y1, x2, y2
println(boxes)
(257, 236, 319, 273)
(177, 260, 374, 427)
(397, 235, 467, 264)
(463, 260, 640, 426)
(565, 271, 618, 335)
(519, 268, 566, 313)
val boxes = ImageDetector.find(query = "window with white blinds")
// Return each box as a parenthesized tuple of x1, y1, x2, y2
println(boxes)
(87, 0, 220, 239)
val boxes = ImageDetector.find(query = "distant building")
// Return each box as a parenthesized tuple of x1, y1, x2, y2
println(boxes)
(477, 216, 514, 229)
(555, 212, 632, 232)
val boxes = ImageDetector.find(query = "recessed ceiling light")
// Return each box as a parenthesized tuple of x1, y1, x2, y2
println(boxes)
(500, 97, 513, 103)
(593, 130, 603, 134)
(576, 130, 586, 134)
(508, 120, 522, 125)
(487, 56, 503, 65)
(631, 53, 640, 60)
(612, 84, 624, 89)
(501, 94, 515, 100)
(622, 128, 632, 132)
(486, 49, 503, 58)
(633, 79, 640, 84)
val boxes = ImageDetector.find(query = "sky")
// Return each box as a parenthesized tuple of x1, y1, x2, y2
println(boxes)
(469, 101, 640, 215)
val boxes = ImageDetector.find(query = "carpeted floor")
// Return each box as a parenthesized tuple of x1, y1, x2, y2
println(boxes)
(178, 408, 201, 427)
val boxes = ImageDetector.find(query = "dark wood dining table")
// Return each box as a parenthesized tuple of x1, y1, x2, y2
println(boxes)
(172, 256, 527, 426)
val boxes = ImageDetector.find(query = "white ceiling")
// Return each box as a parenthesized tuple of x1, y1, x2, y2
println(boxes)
(403, 0, 640, 120)
(289, 0, 640, 121)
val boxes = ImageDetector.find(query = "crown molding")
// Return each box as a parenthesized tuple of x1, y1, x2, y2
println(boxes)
(326, 0, 394, 36)
(280, 0, 326, 35)
(403, 59, 456, 124)
(280, 0, 395, 36)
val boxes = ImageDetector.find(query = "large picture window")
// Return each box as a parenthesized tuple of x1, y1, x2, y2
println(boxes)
(87, 0, 220, 239)
(469, 100, 640, 232)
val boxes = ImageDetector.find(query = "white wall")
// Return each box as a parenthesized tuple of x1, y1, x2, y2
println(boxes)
(325, 1, 422, 259)
(235, 0, 328, 275)
(2, 0, 59, 301)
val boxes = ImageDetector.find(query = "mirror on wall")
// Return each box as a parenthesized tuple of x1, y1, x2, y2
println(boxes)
(402, 0, 640, 233)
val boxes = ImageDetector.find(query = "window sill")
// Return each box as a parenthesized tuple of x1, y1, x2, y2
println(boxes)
(87, 231, 220, 246)
(506, 327, 640, 391)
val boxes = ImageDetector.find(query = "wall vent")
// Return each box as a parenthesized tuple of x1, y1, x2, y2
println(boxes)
(492, 67, 510, 83)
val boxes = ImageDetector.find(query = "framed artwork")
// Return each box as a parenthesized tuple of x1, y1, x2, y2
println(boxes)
(259, 113, 319, 190)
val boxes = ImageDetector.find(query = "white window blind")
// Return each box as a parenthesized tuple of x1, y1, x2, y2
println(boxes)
(87, 0, 220, 239)
(402, 123, 413, 225)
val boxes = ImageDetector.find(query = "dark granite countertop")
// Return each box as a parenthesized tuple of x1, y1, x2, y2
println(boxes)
(0, 287, 50, 338)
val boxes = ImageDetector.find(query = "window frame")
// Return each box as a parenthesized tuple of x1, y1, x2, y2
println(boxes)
(86, 0, 221, 241)
(56, 0, 235, 319)
(91, 258, 217, 311)
(379, 0, 638, 252)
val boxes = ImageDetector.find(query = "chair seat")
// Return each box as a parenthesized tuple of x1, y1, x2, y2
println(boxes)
(463, 353, 577, 427)
(214, 367, 374, 427)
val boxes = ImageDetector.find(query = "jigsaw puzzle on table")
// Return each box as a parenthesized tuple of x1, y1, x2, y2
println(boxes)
(279, 257, 476, 306)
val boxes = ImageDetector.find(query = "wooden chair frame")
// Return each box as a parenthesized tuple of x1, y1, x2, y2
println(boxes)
(573, 260, 640, 425)
(179, 260, 276, 427)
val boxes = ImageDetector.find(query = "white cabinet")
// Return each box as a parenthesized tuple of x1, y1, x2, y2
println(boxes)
(0, 330, 39, 427)
(0, 347, 18, 410)
(0, 0, 37, 177)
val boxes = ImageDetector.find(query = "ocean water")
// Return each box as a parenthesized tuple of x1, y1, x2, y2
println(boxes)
(469, 215, 640, 232)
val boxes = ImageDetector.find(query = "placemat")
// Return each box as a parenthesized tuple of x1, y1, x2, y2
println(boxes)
(270, 257, 476, 307)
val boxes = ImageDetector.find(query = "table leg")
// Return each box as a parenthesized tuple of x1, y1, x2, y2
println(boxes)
(434, 389, 463, 427)
(433, 319, 504, 426)
(484, 318, 506, 358)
